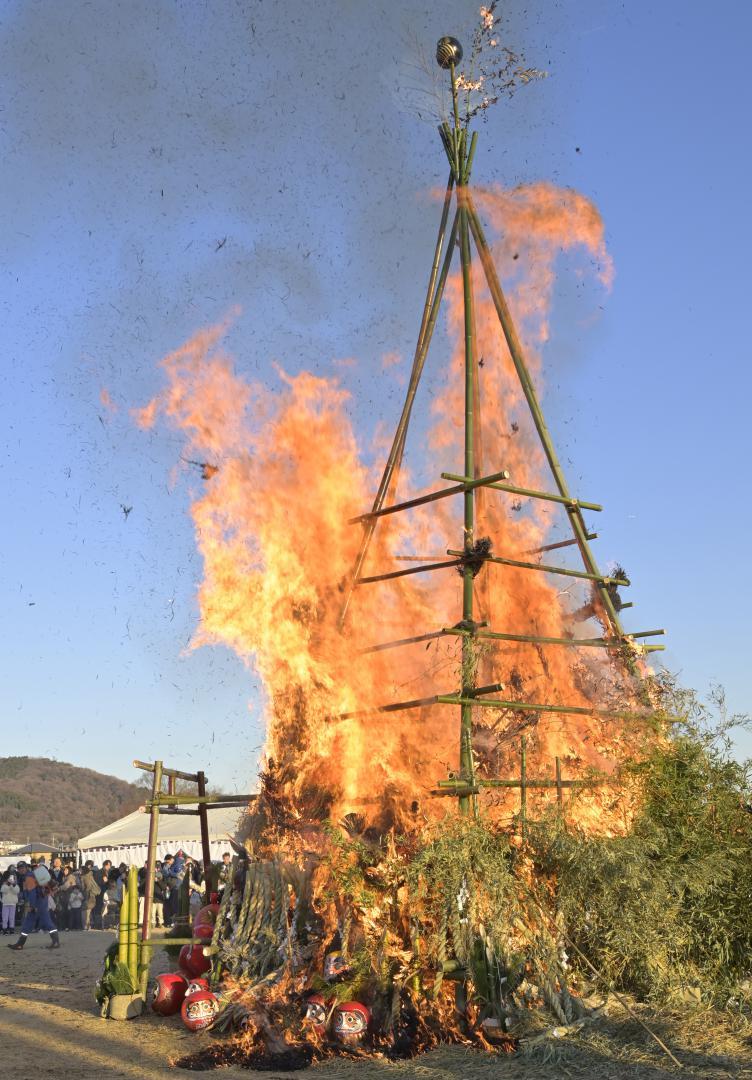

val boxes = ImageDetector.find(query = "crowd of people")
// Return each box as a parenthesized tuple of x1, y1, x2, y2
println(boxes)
(1, 850, 234, 950)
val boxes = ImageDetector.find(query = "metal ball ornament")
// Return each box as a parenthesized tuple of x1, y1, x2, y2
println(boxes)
(436, 36, 463, 69)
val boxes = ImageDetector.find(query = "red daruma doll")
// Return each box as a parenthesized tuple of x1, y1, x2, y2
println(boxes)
(151, 972, 188, 1016)
(332, 1001, 370, 1045)
(181, 989, 219, 1031)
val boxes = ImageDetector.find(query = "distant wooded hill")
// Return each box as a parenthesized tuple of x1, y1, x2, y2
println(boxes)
(0, 757, 144, 847)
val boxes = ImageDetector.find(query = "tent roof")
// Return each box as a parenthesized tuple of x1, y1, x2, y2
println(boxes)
(78, 805, 246, 850)
(8, 842, 55, 855)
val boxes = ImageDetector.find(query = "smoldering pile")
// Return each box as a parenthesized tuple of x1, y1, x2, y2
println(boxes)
(173, 796, 592, 1071)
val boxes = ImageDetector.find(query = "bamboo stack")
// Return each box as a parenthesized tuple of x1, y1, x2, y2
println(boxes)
(116, 866, 141, 993)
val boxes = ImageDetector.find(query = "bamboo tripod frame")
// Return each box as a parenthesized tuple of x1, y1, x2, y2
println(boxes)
(338, 57, 668, 818)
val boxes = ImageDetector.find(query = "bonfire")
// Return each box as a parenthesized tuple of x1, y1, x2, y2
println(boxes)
(124, 11, 752, 1075)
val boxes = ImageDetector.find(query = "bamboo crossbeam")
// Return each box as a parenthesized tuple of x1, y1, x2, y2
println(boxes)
(524, 533, 597, 556)
(437, 693, 666, 722)
(441, 472, 602, 513)
(147, 793, 256, 806)
(133, 759, 198, 783)
(360, 631, 447, 654)
(339, 694, 439, 720)
(356, 559, 461, 585)
(436, 777, 601, 790)
(139, 937, 206, 948)
(159, 802, 250, 814)
(441, 626, 665, 652)
(348, 469, 511, 525)
(446, 549, 629, 586)
(394, 554, 446, 561)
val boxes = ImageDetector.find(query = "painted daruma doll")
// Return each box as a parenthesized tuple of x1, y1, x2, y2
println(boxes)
(332, 1001, 370, 1045)
(303, 993, 328, 1036)
(323, 951, 350, 982)
(181, 989, 219, 1031)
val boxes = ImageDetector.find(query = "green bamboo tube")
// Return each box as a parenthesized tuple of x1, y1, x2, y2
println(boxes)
(445, 548, 627, 586)
(127, 866, 139, 986)
(458, 196, 477, 819)
(464, 198, 627, 644)
(117, 884, 129, 967)
(338, 198, 459, 626)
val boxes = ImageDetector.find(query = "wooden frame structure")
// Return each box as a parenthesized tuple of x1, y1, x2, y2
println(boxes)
(132, 758, 254, 996)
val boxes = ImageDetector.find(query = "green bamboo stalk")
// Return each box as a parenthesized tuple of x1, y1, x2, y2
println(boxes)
(525, 533, 598, 555)
(356, 559, 461, 585)
(442, 627, 664, 650)
(464, 196, 625, 640)
(437, 694, 670, 722)
(441, 472, 602, 512)
(117, 884, 128, 968)
(348, 467, 509, 525)
(520, 737, 527, 841)
(555, 757, 563, 810)
(127, 865, 138, 988)
(337, 180, 458, 626)
(436, 776, 601, 790)
(446, 548, 628, 586)
(458, 195, 477, 818)
(463, 131, 478, 184)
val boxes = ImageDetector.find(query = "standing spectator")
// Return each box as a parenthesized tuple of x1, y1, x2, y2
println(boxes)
(93, 860, 112, 929)
(102, 868, 124, 928)
(137, 861, 166, 929)
(68, 874, 84, 931)
(161, 854, 176, 928)
(49, 857, 64, 887)
(1, 869, 20, 935)
(7, 872, 60, 950)
(55, 867, 75, 931)
(81, 865, 100, 930)
(217, 852, 233, 894)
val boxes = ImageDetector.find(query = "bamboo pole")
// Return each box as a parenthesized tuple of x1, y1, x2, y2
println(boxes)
(356, 559, 461, 585)
(441, 472, 602, 512)
(454, 79, 480, 820)
(348, 468, 510, 525)
(147, 792, 255, 806)
(525, 533, 597, 555)
(117, 884, 128, 967)
(196, 771, 213, 897)
(442, 627, 664, 651)
(519, 737, 527, 840)
(133, 759, 197, 784)
(555, 757, 563, 810)
(437, 693, 667, 722)
(139, 758, 162, 998)
(127, 865, 139, 988)
(464, 197, 626, 640)
(436, 776, 601, 791)
(337, 177, 457, 628)
(360, 630, 448, 654)
(446, 548, 628, 586)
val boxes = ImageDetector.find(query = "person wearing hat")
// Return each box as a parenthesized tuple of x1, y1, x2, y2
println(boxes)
(7, 869, 60, 950)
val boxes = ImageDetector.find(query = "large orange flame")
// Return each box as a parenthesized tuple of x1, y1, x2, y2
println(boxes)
(137, 183, 652, 833)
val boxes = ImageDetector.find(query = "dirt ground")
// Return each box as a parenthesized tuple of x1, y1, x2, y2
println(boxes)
(1, 928, 751, 1080)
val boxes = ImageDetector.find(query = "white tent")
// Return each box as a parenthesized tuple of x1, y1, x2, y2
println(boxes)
(77, 805, 245, 867)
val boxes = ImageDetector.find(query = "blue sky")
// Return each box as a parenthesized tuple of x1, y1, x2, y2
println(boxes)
(1, 1, 750, 794)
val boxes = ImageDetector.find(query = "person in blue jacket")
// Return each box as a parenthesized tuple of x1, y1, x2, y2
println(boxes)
(7, 873, 60, 950)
